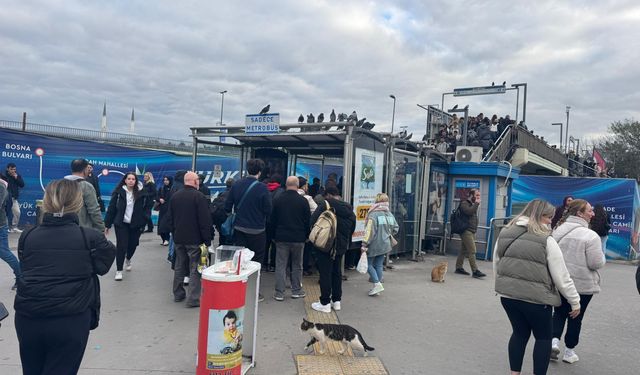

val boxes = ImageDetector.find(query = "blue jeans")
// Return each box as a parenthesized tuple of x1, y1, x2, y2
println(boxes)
(0, 225, 21, 278)
(367, 254, 385, 284)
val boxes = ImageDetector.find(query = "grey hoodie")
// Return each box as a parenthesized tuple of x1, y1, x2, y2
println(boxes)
(64, 174, 105, 232)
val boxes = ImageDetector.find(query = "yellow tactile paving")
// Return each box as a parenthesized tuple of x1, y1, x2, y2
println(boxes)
(297, 281, 388, 375)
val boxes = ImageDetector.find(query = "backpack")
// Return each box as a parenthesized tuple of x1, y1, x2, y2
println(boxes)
(210, 191, 229, 226)
(309, 200, 338, 257)
(449, 202, 468, 235)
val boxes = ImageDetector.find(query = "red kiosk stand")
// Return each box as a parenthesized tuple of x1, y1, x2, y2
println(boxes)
(196, 261, 261, 375)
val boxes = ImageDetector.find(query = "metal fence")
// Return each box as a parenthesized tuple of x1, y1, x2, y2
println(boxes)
(0, 119, 235, 156)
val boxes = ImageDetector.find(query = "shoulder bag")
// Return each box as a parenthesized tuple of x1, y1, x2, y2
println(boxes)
(221, 180, 260, 238)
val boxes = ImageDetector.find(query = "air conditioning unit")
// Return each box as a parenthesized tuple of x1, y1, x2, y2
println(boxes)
(455, 146, 483, 162)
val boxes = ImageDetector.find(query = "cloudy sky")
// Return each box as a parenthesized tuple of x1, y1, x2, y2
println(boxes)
(1, 0, 638, 147)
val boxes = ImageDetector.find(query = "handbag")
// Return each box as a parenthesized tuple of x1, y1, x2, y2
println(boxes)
(221, 180, 260, 238)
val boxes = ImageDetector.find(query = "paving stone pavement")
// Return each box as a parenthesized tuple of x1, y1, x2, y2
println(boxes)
(1, 231, 638, 374)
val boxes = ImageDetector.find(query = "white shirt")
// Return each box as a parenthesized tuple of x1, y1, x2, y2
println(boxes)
(123, 186, 134, 224)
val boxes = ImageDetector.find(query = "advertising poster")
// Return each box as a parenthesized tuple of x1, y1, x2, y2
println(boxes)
(426, 170, 448, 236)
(1, 128, 240, 226)
(512, 176, 639, 260)
(206, 308, 244, 373)
(352, 148, 384, 241)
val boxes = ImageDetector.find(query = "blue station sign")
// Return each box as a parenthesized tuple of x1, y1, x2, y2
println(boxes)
(245, 113, 280, 134)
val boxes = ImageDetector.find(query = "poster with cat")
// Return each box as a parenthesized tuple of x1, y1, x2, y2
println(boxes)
(206, 308, 244, 372)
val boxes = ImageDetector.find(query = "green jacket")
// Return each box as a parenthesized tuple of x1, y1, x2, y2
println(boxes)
(460, 199, 479, 233)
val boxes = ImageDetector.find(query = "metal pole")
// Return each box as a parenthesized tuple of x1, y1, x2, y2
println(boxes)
(462, 107, 469, 146)
(522, 83, 527, 126)
(515, 87, 520, 123)
(552, 123, 563, 149)
(441, 93, 445, 111)
(390, 95, 396, 133)
(219, 90, 227, 145)
(565, 106, 571, 153)
(21, 112, 26, 131)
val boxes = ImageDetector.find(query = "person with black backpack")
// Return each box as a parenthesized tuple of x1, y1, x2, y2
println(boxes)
(211, 178, 233, 245)
(310, 185, 356, 313)
(454, 189, 486, 279)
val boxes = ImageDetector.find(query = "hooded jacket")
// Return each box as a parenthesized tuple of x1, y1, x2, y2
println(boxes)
(362, 203, 399, 257)
(552, 216, 605, 294)
(64, 175, 106, 232)
(104, 183, 151, 229)
(311, 197, 356, 256)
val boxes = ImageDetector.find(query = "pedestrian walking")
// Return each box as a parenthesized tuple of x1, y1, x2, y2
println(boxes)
(64, 159, 105, 232)
(225, 159, 272, 301)
(156, 176, 173, 246)
(590, 203, 611, 255)
(211, 178, 233, 246)
(271, 176, 310, 301)
(85, 163, 105, 212)
(264, 174, 284, 271)
(551, 199, 605, 364)
(494, 199, 580, 375)
(551, 195, 573, 229)
(0, 178, 20, 290)
(104, 172, 151, 281)
(14, 179, 115, 375)
(361, 193, 398, 296)
(143, 172, 157, 232)
(167, 172, 212, 307)
(310, 185, 356, 313)
(3, 163, 25, 232)
(454, 188, 486, 278)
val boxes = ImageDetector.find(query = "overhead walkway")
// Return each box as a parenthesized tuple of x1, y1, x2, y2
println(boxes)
(483, 125, 568, 175)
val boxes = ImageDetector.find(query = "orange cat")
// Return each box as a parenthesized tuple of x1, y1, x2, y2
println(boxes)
(431, 261, 448, 283)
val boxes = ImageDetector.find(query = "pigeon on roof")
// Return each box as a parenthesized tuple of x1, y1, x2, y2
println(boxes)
(361, 122, 375, 130)
(356, 117, 366, 127)
(259, 104, 270, 114)
(347, 111, 358, 124)
(338, 113, 347, 122)
(330, 109, 336, 122)
(317, 113, 324, 123)
(307, 113, 315, 123)
(451, 104, 458, 110)
(298, 114, 304, 123)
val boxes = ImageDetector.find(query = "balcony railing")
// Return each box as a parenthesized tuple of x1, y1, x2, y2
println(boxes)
(483, 125, 568, 169)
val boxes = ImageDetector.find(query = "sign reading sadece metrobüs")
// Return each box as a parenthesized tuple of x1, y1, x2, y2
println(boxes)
(245, 113, 280, 134)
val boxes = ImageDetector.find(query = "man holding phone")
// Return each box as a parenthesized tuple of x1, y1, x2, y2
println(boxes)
(455, 188, 486, 278)
(4, 163, 25, 233)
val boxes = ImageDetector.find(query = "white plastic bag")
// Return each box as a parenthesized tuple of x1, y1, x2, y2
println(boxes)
(356, 252, 368, 274)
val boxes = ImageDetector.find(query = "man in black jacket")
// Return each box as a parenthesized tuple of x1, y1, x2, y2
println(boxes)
(310, 185, 356, 313)
(225, 159, 272, 301)
(271, 176, 310, 301)
(168, 171, 212, 307)
(4, 163, 25, 232)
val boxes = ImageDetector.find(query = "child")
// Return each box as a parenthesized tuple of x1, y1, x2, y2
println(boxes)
(222, 311, 242, 352)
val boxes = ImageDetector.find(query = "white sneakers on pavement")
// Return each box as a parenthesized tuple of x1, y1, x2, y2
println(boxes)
(563, 348, 579, 364)
(311, 301, 331, 313)
(114, 271, 123, 281)
(125, 259, 132, 271)
(368, 282, 384, 296)
(551, 338, 560, 361)
(331, 301, 341, 311)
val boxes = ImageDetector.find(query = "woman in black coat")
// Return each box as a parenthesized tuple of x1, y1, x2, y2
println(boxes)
(105, 172, 151, 281)
(143, 172, 157, 232)
(156, 175, 173, 245)
(14, 179, 115, 375)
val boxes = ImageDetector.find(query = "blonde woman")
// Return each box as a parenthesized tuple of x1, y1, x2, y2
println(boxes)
(142, 171, 157, 232)
(361, 193, 399, 296)
(551, 199, 605, 364)
(14, 179, 115, 374)
(494, 199, 580, 375)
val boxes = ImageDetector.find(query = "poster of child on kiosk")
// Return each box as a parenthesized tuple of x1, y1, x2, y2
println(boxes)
(206, 309, 244, 371)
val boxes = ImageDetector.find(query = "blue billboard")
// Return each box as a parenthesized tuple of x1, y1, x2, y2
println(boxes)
(512, 176, 640, 260)
(1, 128, 241, 226)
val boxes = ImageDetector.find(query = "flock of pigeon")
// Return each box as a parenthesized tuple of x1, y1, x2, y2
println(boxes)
(257, 104, 411, 139)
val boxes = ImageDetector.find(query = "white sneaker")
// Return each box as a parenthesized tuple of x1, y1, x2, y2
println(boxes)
(115, 271, 123, 281)
(332, 301, 341, 311)
(563, 348, 579, 364)
(368, 282, 384, 296)
(311, 301, 331, 313)
(13, 228, 23, 233)
(551, 338, 560, 361)
(125, 259, 132, 271)
(183, 276, 190, 285)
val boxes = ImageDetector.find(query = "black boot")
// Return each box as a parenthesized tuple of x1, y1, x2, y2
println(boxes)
(472, 270, 486, 278)
(454, 268, 470, 275)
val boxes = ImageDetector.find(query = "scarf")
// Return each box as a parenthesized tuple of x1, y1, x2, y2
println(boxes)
(365, 201, 390, 222)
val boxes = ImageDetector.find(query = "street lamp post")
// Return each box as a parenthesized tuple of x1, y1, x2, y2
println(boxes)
(219, 90, 227, 143)
(389, 95, 396, 133)
(511, 83, 527, 126)
(565, 106, 571, 153)
(552, 122, 563, 149)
